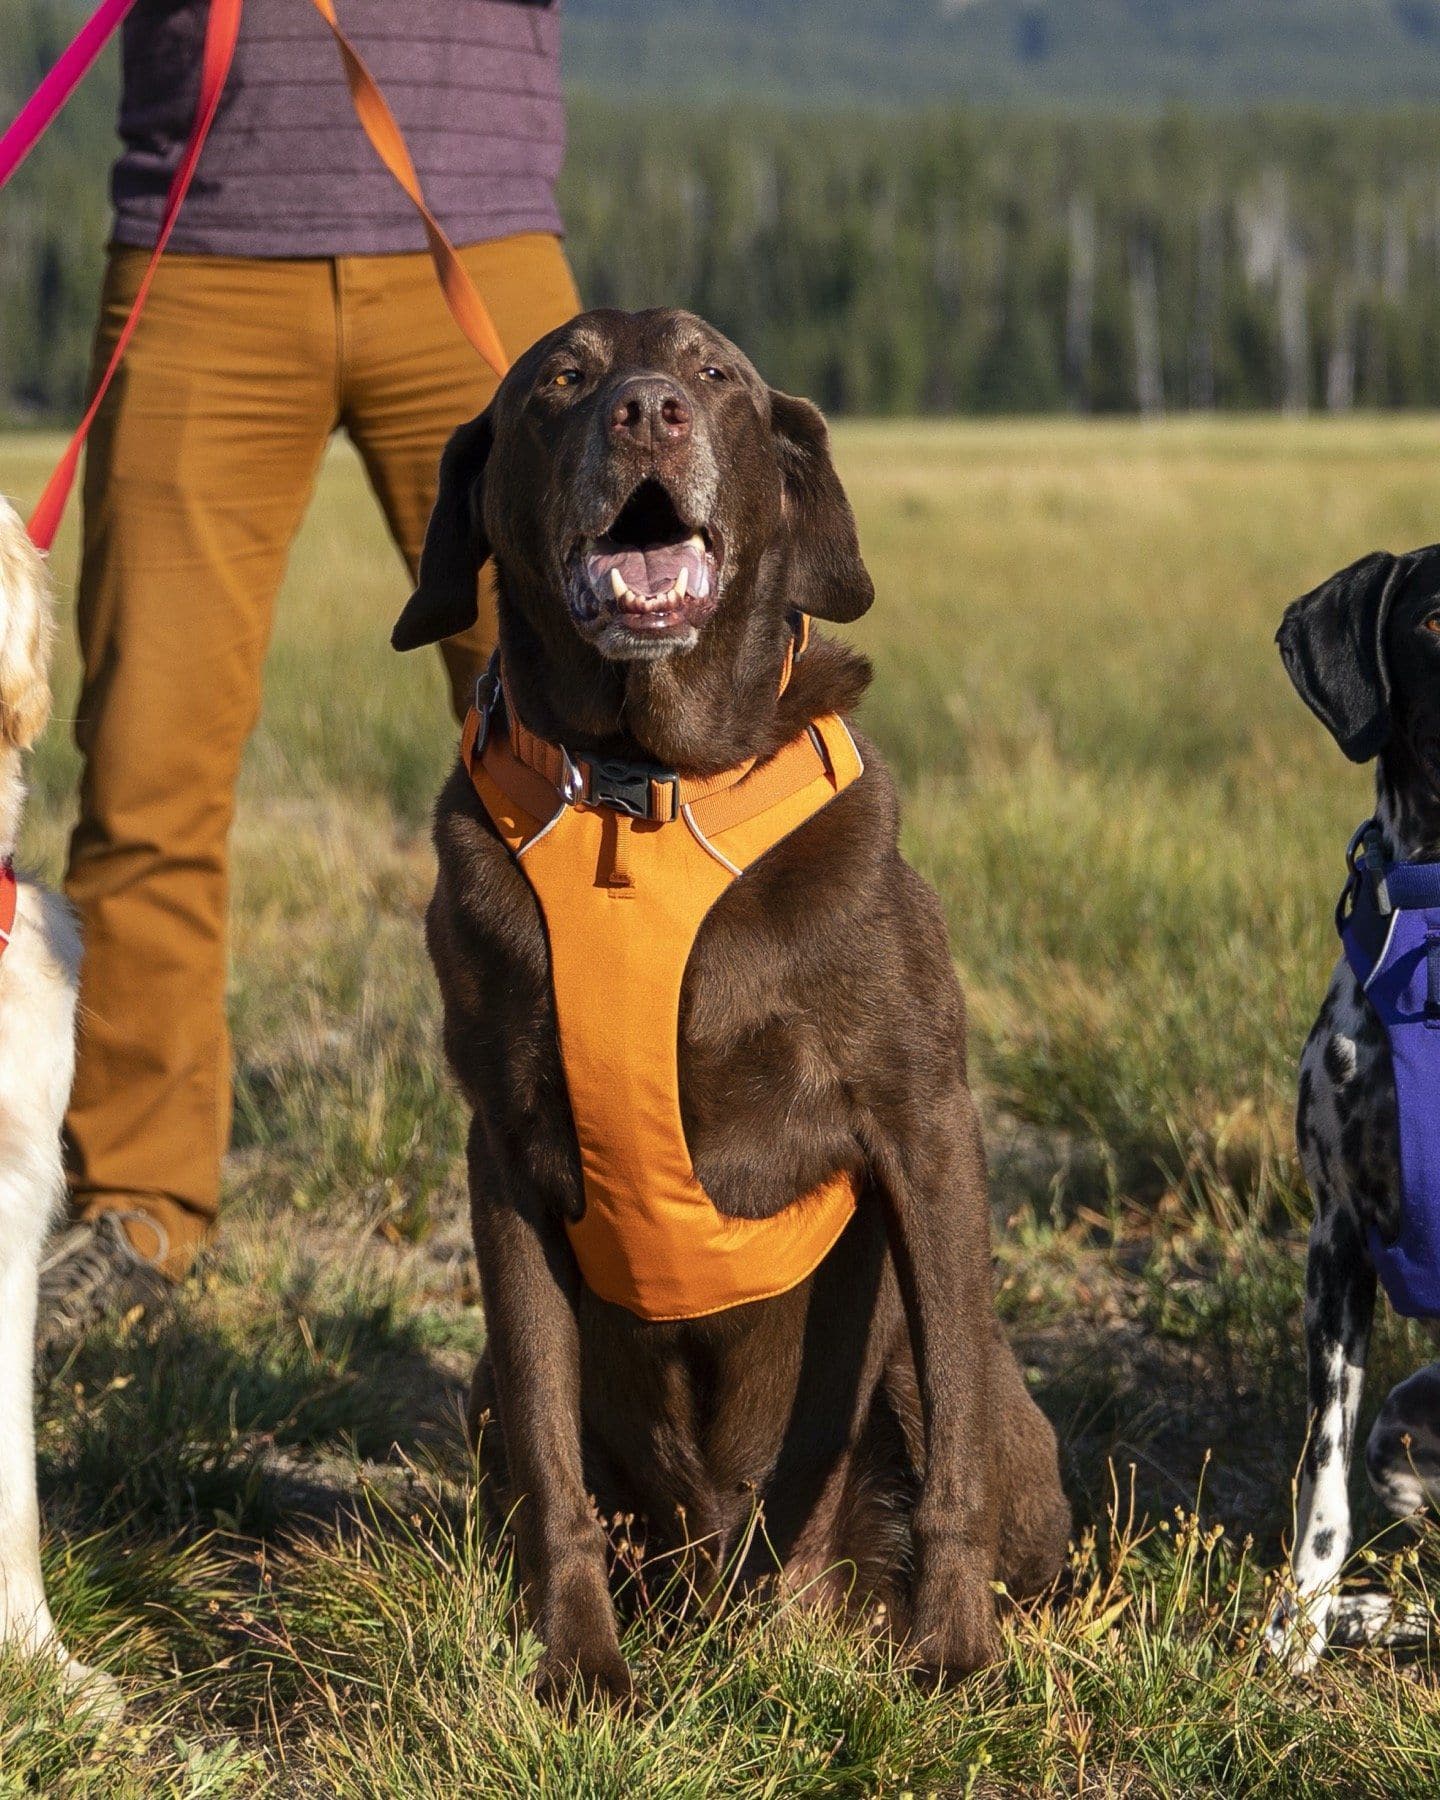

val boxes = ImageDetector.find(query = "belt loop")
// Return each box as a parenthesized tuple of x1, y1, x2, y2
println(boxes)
(1426, 929, 1440, 1025)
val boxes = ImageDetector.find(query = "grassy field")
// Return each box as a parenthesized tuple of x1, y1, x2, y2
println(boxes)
(1, 417, 1439, 1795)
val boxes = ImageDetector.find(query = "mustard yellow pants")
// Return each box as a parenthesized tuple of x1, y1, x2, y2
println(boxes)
(65, 234, 580, 1277)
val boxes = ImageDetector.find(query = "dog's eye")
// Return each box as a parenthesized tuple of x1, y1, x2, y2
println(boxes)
(1425, 615, 1440, 634)
(550, 368, 584, 389)
(697, 365, 728, 382)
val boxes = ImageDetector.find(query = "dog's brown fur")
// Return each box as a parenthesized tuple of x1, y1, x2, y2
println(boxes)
(396, 309, 1070, 1702)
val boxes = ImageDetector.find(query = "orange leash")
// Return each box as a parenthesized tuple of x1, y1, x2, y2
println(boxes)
(23, 0, 510, 553)
(304, 0, 511, 382)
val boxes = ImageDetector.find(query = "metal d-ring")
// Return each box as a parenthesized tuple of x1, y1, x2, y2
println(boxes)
(471, 656, 502, 756)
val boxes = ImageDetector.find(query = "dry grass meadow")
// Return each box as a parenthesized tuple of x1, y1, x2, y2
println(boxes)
(2, 417, 1439, 1795)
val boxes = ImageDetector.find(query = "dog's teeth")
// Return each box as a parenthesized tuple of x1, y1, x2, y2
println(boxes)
(609, 566, 628, 600)
(685, 533, 706, 552)
(674, 566, 689, 600)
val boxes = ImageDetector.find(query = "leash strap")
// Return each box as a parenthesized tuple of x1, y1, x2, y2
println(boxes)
(23, 0, 244, 552)
(9, 0, 511, 553)
(305, 0, 510, 382)
(0, 0, 140, 188)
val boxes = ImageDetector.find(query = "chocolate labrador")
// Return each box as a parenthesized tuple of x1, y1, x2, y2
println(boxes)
(394, 307, 1070, 1701)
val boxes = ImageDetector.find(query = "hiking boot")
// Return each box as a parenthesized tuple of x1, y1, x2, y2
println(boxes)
(36, 1211, 173, 1358)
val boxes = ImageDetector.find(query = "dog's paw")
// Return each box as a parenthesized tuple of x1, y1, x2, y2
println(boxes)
(57, 1654, 124, 1726)
(906, 1588, 1002, 1686)
(534, 1640, 635, 1710)
(1262, 1591, 1328, 1674)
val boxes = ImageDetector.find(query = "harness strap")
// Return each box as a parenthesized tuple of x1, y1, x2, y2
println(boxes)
(1385, 861, 1440, 910)
(5, 0, 512, 552)
(0, 860, 16, 957)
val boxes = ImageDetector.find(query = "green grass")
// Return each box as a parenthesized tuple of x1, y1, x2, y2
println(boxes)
(2, 418, 1439, 1793)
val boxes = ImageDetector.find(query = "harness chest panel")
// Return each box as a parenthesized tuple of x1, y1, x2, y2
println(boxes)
(467, 708, 864, 1322)
(1341, 858, 1440, 1318)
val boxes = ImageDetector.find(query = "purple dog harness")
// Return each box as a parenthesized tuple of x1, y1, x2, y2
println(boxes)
(1339, 820, 1440, 1317)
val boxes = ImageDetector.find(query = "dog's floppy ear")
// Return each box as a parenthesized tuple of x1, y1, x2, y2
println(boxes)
(770, 390, 874, 624)
(392, 410, 495, 651)
(1276, 550, 1411, 762)
(0, 499, 54, 750)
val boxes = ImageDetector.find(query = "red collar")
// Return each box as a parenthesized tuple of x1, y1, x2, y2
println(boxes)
(0, 860, 15, 961)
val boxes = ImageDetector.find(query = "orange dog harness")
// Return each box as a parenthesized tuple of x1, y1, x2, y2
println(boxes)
(462, 659, 864, 1322)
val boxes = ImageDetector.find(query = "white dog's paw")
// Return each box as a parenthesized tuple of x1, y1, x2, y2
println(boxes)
(1262, 1589, 1329, 1673)
(1330, 1590, 1432, 1650)
(57, 1652, 124, 1726)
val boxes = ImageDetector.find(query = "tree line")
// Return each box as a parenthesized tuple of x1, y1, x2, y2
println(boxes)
(10, 84, 1440, 419)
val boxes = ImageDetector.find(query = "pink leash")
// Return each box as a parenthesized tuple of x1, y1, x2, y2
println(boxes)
(0, 0, 141, 189)
(1, 0, 510, 554)
(3, 0, 244, 552)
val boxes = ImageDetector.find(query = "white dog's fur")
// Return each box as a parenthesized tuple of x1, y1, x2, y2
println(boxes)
(0, 500, 111, 1707)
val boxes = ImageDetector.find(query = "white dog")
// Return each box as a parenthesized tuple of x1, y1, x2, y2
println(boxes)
(0, 500, 113, 1710)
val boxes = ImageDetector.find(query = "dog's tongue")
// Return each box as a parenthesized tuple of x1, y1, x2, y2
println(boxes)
(585, 536, 711, 601)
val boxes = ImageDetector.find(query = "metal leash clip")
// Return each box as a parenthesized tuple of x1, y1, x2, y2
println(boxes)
(1340, 816, 1392, 930)
(470, 654, 502, 758)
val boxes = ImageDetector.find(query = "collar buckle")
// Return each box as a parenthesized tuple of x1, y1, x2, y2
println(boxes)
(586, 756, 680, 821)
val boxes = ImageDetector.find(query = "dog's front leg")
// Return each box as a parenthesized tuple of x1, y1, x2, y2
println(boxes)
(0, 1161, 118, 1716)
(1266, 1194, 1376, 1670)
(868, 1085, 1001, 1681)
(467, 1122, 630, 1704)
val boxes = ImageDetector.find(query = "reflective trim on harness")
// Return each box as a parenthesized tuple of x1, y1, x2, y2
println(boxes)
(1339, 825, 1440, 1318)
(2, 0, 512, 552)
(462, 685, 864, 1322)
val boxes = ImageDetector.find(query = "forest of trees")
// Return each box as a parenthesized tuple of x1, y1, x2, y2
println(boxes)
(11, 43, 1440, 420)
(566, 0, 1440, 109)
(561, 105, 1440, 416)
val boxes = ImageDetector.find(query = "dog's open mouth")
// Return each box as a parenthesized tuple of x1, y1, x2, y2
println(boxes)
(568, 480, 722, 652)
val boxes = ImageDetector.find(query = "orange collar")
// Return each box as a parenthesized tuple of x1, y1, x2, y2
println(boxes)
(464, 614, 811, 827)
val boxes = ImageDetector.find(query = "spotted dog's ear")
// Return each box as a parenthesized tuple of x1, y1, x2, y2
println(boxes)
(769, 390, 874, 624)
(1277, 550, 1412, 762)
(392, 410, 494, 651)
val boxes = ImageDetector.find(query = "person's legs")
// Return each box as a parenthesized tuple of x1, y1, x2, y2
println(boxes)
(339, 234, 580, 719)
(59, 251, 339, 1285)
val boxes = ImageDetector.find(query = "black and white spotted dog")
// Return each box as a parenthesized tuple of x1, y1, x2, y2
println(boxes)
(1268, 546, 1440, 1667)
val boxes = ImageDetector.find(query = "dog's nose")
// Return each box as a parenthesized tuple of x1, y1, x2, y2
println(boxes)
(608, 375, 692, 447)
